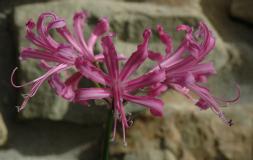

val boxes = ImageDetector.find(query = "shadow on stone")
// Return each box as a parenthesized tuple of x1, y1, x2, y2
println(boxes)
(6, 119, 103, 156)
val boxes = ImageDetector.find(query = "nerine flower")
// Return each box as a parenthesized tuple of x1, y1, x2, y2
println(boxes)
(149, 22, 240, 126)
(11, 10, 240, 145)
(74, 29, 165, 145)
(12, 11, 111, 111)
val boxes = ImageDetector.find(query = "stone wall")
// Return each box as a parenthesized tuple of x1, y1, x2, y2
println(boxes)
(0, 0, 252, 160)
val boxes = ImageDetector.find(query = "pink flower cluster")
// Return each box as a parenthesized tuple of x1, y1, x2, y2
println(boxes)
(12, 11, 239, 144)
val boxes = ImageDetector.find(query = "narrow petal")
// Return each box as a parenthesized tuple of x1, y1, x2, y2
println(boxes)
(196, 22, 216, 61)
(73, 11, 89, 52)
(166, 63, 216, 81)
(47, 19, 66, 30)
(20, 47, 73, 64)
(113, 85, 129, 128)
(57, 26, 83, 54)
(94, 53, 126, 62)
(215, 84, 241, 105)
(36, 12, 63, 50)
(120, 29, 151, 81)
(75, 88, 111, 102)
(156, 22, 215, 72)
(187, 83, 233, 126)
(88, 17, 110, 51)
(56, 44, 78, 63)
(157, 24, 173, 55)
(123, 94, 164, 116)
(148, 51, 164, 63)
(176, 24, 201, 58)
(101, 35, 119, 78)
(148, 83, 168, 97)
(75, 57, 110, 85)
(48, 72, 82, 101)
(16, 64, 69, 111)
(124, 70, 165, 92)
(25, 19, 50, 50)
(195, 98, 209, 110)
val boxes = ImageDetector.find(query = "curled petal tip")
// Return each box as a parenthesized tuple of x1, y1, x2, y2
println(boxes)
(198, 21, 208, 29)
(156, 24, 163, 32)
(93, 17, 110, 36)
(150, 108, 164, 117)
(48, 19, 66, 30)
(232, 84, 241, 103)
(176, 24, 192, 33)
(196, 99, 209, 110)
(74, 11, 89, 20)
(101, 35, 112, 45)
(11, 67, 20, 88)
(143, 28, 152, 39)
(26, 19, 35, 29)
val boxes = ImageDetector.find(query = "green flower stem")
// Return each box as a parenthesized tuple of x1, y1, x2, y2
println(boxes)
(102, 108, 114, 160)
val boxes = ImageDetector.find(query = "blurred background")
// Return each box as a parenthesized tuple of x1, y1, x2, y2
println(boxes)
(0, 0, 252, 160)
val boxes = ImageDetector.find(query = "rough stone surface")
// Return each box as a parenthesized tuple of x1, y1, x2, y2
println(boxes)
(231, 0, 253, 24)
(0, 114, 8, 146)
(0, 13, 17, 113)
(125, 0, 200, 7)
(0, 0, 251, 159)
(110, 93, 253, 160)
(0, 120, 103, 160)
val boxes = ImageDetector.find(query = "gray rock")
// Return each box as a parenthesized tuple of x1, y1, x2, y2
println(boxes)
(231, 0, 253, 24)
(0, 113, 8, 146)
(111, 96, 253, 160)
(0, 12, 19, 121)
(0, 120, 103, 160)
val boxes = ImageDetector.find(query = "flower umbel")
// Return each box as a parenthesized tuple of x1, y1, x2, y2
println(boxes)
(12, 11, 239, 146)
(149, 22, 240, 126)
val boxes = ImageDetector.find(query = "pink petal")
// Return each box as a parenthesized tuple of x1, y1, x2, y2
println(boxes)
(148, 83, 168, 97)
(187, 83, 233, 126)
(48, 72, 82, 101)
(47, 19, 66, 30)
(56, 44, 78, 63)
(57, 26, 83, 54)
(20, 47, 73, 64)
(57, 23, 94, 61)
(148, 51, 164, 63)
(120, 29, 151, 81)
(196, 22, 216, 60)
(15, 64, 69, 111)
(75, 88, 111, 102)
(123, 94, 164, 116)
(166, 63, 216, 83)
(36, 12, 63, 50)
(155, 22, 215, 72)
(75, 57, 110, 85)
(88, 17, 109, 51)
(25, 19, 50, 50)
(195, 98, 209, 110)
(157, 24, 173, 55)
(113, 86, 129, 128)
(73, 11, 89, 53)
(101, 35, 119, 78)
(124, 70, 165, 92)
(94, 53, 127, 62)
